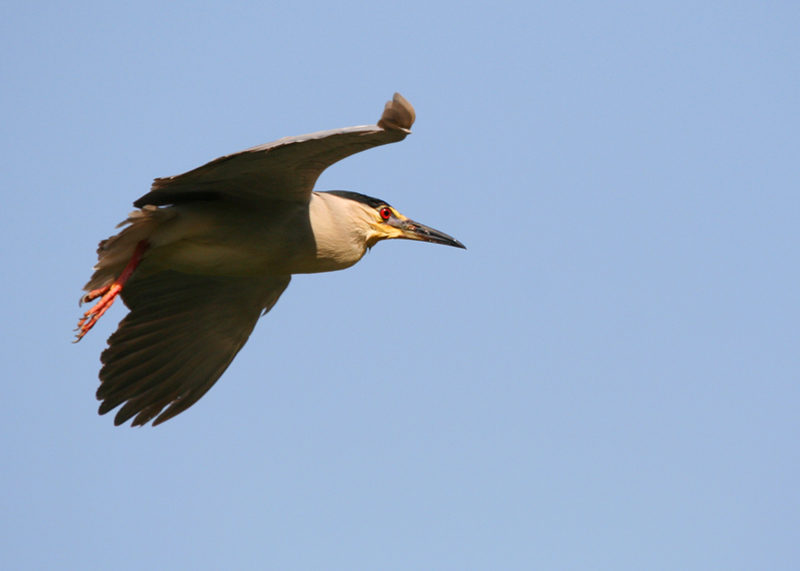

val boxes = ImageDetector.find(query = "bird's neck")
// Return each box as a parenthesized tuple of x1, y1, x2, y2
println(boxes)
(306, 192, 372, 273)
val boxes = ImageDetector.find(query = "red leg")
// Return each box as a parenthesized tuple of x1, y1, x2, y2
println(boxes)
(74, 240, 149, 342)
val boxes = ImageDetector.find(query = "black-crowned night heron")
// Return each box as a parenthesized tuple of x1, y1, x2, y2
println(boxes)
(76, 93, 464, 427)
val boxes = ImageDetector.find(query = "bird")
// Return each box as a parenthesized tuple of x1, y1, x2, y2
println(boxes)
(75, 93, 465, 427)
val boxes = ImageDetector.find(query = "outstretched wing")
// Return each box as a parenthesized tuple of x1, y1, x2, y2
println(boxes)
(134, 93, 416, 208)
(96, 270, 291, 426)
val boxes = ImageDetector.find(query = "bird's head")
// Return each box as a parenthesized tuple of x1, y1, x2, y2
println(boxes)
(325, 191, 466, 250)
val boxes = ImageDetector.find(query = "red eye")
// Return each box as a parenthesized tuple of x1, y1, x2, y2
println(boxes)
(379, 207, 392, 221)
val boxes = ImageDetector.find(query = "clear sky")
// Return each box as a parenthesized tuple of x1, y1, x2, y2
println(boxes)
(2, 1, 798, 569)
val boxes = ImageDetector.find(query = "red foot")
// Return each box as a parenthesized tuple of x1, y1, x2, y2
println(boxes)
(74, 240, 148, 342)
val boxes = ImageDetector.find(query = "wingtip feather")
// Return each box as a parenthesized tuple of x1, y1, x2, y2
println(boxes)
(377, 92, 415, 133)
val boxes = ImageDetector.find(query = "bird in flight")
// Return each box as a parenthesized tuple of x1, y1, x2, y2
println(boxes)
(76, 93, 465, 427)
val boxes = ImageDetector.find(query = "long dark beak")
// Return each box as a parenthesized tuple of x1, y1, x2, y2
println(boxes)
(391, 218, 466, 249)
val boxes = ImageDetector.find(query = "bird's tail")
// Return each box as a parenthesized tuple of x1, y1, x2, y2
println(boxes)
(81, 205, 173, 299)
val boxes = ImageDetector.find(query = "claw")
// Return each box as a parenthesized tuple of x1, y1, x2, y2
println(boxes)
(81, 284, 112, 306)
(74, 240, 148, 342)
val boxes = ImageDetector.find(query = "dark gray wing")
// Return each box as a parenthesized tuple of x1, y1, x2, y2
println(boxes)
(134, 93, 415, 208)
(96, 270, 291, 426)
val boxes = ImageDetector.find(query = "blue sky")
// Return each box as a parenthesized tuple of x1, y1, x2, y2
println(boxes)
(2, 1, 799, 569)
